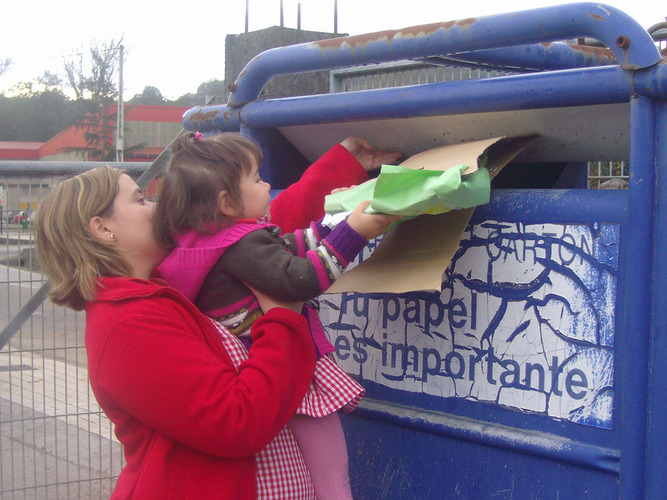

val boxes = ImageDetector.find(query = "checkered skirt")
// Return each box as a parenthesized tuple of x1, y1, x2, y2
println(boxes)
(212, 319, 364, 499)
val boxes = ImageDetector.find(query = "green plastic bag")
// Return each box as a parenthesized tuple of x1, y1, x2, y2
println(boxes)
(324, 163, 490, 217)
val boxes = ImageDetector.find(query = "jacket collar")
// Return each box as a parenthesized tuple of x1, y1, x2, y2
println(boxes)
(92, 276, 170, 303)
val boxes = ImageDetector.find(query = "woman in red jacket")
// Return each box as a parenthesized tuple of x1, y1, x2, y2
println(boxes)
(34, 137, 400, 499)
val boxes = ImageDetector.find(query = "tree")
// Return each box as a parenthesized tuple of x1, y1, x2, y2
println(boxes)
(62, 37, 124, 160)
(170, 92, 198, 106)
(63, 37, 123, 102)
(170, 79, 226, 106)
(60, 104, 117, 161)
(129, 86, 166, 105)
(0, 57, 11, 77)
(37, 71, 64, 91)
(195, 79, 227, 102)
(0, 85, 84, 142)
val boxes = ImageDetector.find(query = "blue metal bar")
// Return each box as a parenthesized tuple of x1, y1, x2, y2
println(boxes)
(228, 2, 660, 107)
(354, 398, 620, 474)
(633, 60, 667, 99)
(184, 65, 632, 132)
(618, 95, 655, 499)
(425, 42, 619, 71)
(474, 189, 628, 225)
(645, 101, 667, 499)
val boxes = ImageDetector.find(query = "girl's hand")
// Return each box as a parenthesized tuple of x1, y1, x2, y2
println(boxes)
(246, 284, 304, 314)
(346, 200, 402, 240)
(330, 185, 356, 195)
(340, 137, 403, 172)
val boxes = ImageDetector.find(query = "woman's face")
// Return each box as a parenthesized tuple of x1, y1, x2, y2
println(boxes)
(102, 174, 168, 279)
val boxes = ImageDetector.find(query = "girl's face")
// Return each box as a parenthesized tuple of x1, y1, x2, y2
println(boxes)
(235, 160, 272, 220)
(101, 174, 168, 279)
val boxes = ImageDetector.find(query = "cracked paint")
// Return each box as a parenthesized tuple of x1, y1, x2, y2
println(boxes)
(320, 220, 618, 429)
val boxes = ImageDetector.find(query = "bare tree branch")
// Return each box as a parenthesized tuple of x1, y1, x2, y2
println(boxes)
(61, 37, 125, 160)
(62, 37, 124, 102)
(63, 52, 86, 100)
(0, 57, 12, 77)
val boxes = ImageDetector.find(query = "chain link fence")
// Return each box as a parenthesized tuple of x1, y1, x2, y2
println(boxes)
(0, 168, 141, 499)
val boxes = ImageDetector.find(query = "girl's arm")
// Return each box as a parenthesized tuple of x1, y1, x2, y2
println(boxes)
(221, 220, 368, 301)
(269, 144, 369, 233)
(222, 203, 401, 301)
(282, 218, 333, 256)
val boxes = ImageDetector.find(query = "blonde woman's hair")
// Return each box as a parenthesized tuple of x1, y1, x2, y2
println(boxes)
(35, 166, 133, 311)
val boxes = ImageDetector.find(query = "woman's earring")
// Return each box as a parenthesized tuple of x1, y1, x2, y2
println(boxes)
(106, 232, 116, 240)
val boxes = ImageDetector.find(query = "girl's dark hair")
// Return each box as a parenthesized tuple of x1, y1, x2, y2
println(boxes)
(154, 131, 262, 248)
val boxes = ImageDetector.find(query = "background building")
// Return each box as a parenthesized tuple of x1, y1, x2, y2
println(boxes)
(0, 104, 189, 162)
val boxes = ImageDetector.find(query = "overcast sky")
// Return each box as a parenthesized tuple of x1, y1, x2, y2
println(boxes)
(1, 0, 663, 100)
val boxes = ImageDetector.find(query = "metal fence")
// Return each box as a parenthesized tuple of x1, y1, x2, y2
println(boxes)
(588, 160, 630, 189)
(330, 60, 520, 93)
(0, 165, 146, 500)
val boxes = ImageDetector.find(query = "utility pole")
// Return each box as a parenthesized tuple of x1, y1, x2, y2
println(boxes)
(334, 0, 338, 34)
(116, 44, 124, 162)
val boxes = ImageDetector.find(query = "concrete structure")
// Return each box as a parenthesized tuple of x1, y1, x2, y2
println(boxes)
(225, 26, 345, 100)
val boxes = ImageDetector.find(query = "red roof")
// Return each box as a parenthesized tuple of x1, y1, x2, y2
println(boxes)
(37, 125, 88, 158)
(0, 141, 45, 159)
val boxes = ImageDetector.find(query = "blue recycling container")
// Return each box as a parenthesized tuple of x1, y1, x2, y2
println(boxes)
(183, 4, 667, 498)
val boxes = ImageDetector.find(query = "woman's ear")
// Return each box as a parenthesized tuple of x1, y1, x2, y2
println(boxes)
(217, 190, 239, 217)
(89, 216, 111, 242)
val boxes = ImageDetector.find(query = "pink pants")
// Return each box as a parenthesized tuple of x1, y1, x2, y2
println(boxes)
(289, 412, 353, 500)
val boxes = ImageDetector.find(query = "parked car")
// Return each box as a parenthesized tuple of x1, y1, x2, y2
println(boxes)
(1, 210, 32, 226)
(2, 210, 19, 224)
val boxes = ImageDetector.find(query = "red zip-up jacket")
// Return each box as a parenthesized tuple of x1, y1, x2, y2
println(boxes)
(86, 277, 315, 499)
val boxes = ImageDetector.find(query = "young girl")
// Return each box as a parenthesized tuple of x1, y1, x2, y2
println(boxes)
(154, 131, 400, 499)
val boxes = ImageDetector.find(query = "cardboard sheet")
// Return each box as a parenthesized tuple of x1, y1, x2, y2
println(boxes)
(325, 135, 538, 294)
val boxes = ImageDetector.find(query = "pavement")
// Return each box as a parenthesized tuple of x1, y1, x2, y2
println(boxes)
(1, 350, 121, 498)
(0, 226, 34, 245)
(0, 228, 37, 269)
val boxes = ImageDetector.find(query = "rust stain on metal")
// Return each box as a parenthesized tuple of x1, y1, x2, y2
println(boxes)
(537, 42, 616, 64)
(188, 108, 221, 123)
(222, 109, 236, 124)
(616, 36, 630, 50)
(545, 42, 615, 58)
(589, 14, 605, 22)
(569, 44, 614, 57)
(313, 19, 477, 49)
(456, 18, 476, 28)
(614, 36, 630, 66)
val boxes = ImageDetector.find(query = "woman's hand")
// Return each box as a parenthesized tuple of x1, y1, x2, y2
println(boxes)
(247, 285, 304, 314)
(340, 137, 402, 172)
(330, 185, 356, 195)
(346, 200, 402, 240)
